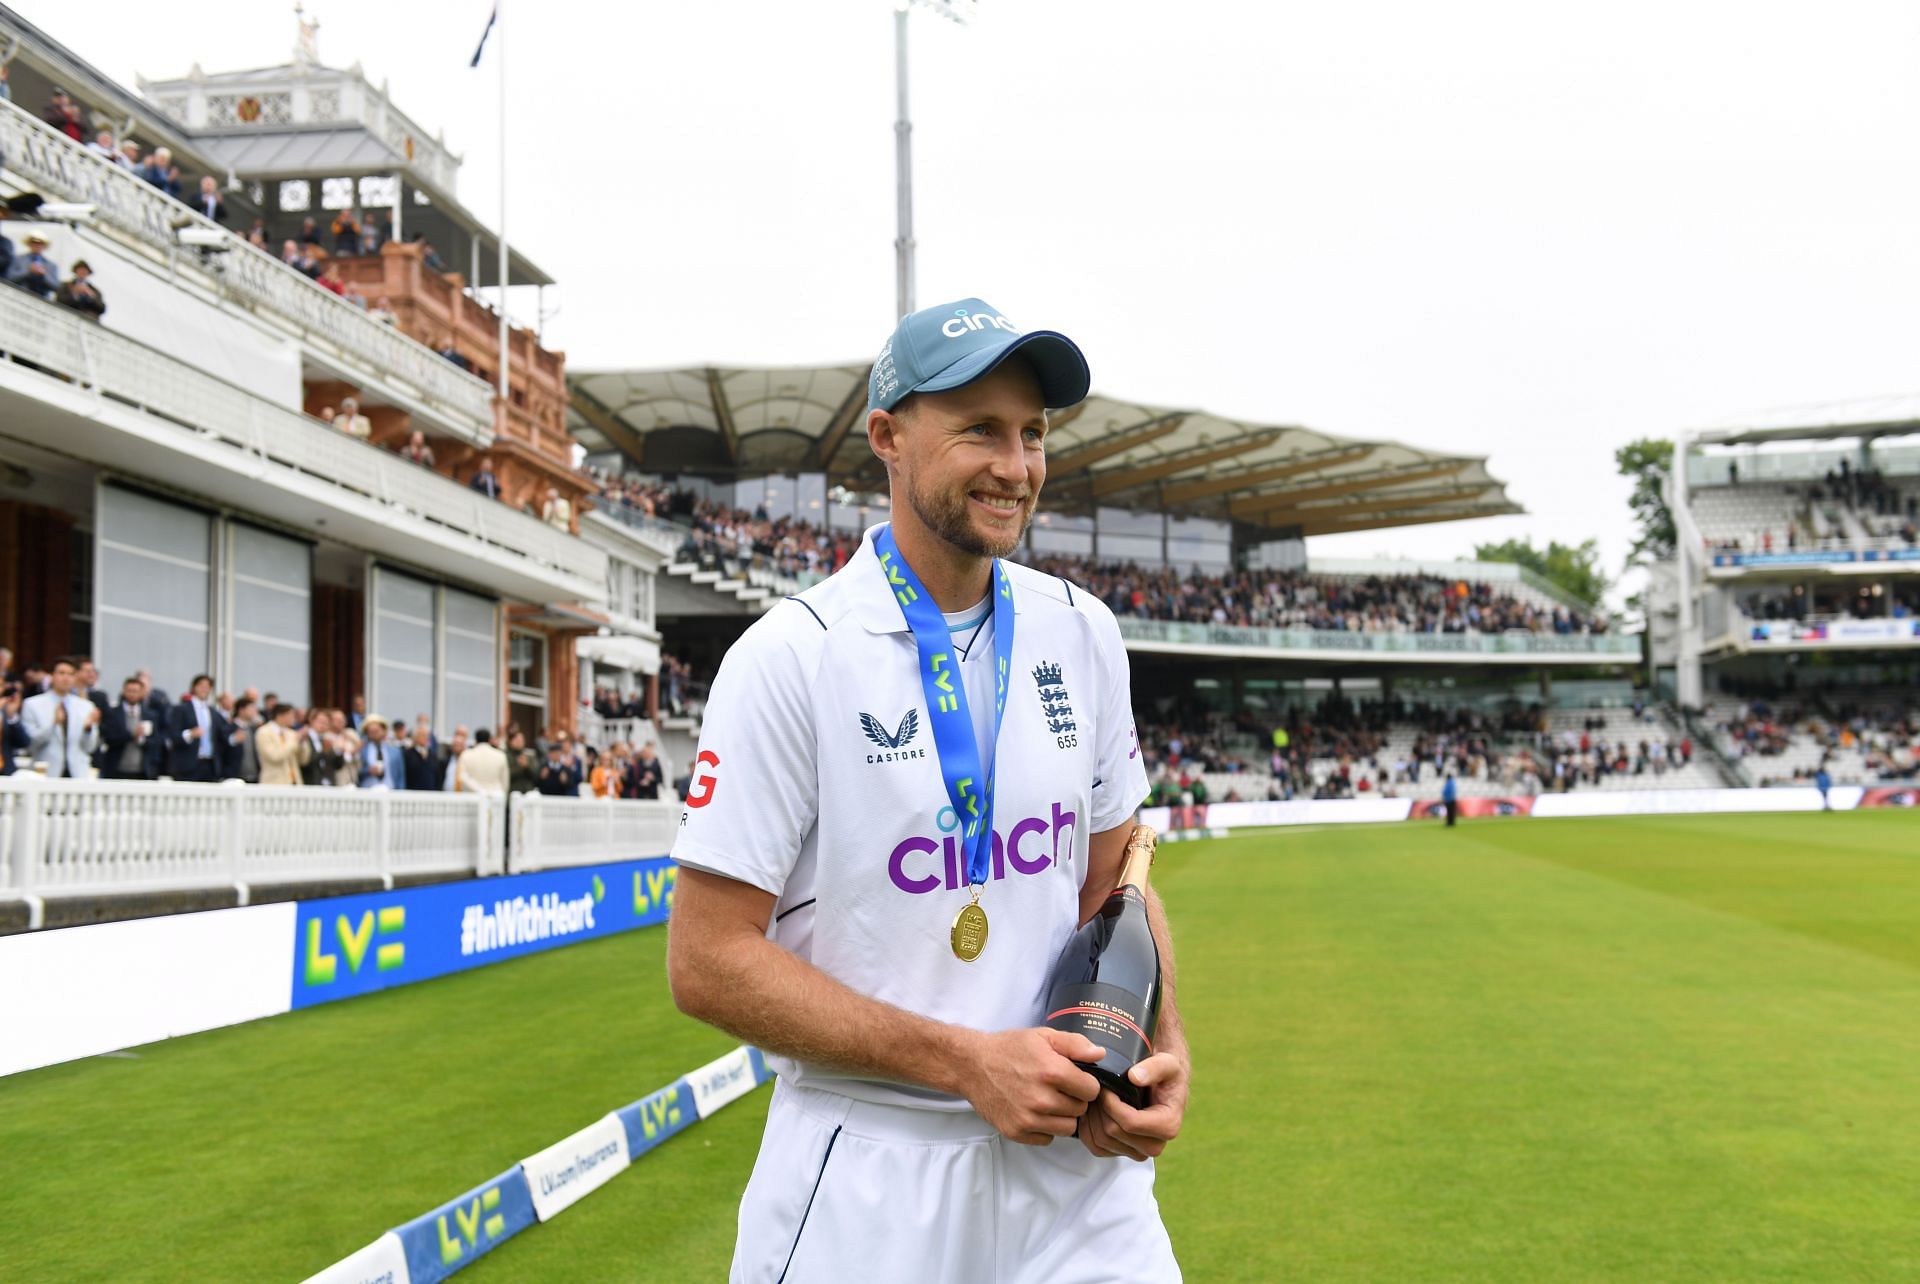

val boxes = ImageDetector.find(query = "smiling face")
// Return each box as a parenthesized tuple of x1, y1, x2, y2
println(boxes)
(872, 358, 1049, 562)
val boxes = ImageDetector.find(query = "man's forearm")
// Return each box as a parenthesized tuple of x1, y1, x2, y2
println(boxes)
(674, 926, 978, 1098)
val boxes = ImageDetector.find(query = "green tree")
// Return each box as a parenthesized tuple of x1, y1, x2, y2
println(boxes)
(1615, 437, 1677, 565)
(1473, 536, 1610, 606)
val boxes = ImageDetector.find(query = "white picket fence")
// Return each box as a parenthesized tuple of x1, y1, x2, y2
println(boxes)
(0, 778, 677, 926)
(507, 793, 680, 874)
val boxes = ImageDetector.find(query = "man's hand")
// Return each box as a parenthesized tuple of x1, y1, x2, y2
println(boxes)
(1079, 1052, 1190, 1162)
(963, 1028, 1103, 1146)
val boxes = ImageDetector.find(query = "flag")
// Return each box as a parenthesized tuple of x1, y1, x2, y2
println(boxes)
(470, 5, 497, 67)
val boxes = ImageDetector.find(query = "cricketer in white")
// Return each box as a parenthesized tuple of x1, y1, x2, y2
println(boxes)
(669, 300, 1187, 1284)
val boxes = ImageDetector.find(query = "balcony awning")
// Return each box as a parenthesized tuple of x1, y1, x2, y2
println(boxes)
(578, 633, 661, 675)
(567, 365, 1523, 538)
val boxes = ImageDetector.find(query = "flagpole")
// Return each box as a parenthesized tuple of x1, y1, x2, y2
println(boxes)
(495, 0, 510, 402)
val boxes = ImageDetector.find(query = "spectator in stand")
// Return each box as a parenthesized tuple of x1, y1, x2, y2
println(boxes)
(437, 334, 472, 371)
(469, 456, 502, 500)
(0, 681, 26, 775)
(298, 216, 321, 247)
(358, 211, 388, 256)
(404, 713, 442, 790)
(43, 88, 84, 141)
(282, 239, 322, 280)
(139, 147, 180, 198)
(328, 710, 361, 787)
(318, 262, 348, 296)
(590, 743, 625, 798)
(336, 397, 372, 440)
(538, 739, 582, 796)
(225, 694, 263, 782)
(21, 657, 101, 778)
(419, 238, 447, 272)
(627, 741, 665, 799)
(72, 657, 108, 714)
(256, 702, 306, 786)
(506, 726, 540, 793)
(166, 674, 227, 782)
(439, 725, 470, 791)
(99, 674, 160, 779)
(0, 229, 14, 286)
(541, 487, 573, 532)
(55, 260, 105, 322)
(193, 175, 228, 226)
(299, 707, 331, 785)
(10, 234, 57, 300)
(116, 139, 141, 170)
(332, 208, 361, 256)
(87, 128, 118, 160)
(399, 431, 436, 469)
(356, 715, 406, 789)
(459, 727, 510, 795)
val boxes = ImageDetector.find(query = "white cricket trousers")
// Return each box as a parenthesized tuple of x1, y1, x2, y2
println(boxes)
(732, 1078, 1181, 1284)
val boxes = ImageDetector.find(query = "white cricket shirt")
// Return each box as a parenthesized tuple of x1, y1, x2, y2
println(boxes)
(671, 525, 1150, 1110)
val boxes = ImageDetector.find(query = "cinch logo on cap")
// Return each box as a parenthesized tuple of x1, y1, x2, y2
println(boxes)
(940, 307, 1020, 339)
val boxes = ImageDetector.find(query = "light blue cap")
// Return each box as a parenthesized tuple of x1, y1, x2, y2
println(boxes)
(868, 297, 1091, 416)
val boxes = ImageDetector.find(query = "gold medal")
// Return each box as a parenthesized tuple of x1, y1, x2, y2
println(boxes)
(951, 898, 989, 962)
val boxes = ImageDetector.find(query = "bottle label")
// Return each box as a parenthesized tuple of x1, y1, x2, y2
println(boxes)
(1045, 979, 1153, 1065)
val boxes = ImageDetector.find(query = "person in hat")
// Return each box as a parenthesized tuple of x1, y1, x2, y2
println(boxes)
(56, 260, 105, 322)
(668, 298, 1184, 1280)
(9, 235, 57, 300)
(355, 714, 407, 789)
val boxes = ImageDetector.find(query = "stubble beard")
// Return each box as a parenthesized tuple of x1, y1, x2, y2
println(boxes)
(906, 470, 1034, 561)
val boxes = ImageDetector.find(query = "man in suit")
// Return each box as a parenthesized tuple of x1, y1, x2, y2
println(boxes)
(255, 702, 307, 786)
(356, 715, 407, 789)
(469, 457, 502, 500)
(20, 657, 103, 778)
(99, 674, 161, 780)
(439, 726, 471, 791)
(0, 680, 30, 775)
(135, 669, 170, 710)
(402, 714, 443, 791)
(166, 674, 227, 782)
(537, 740, 581, 797)
(348, 694, 368, 732)
(458, 728, 509, 796)
(298, 707, 330, 786)
(627, 741, 666, 800)
(225, 695, 263, 782)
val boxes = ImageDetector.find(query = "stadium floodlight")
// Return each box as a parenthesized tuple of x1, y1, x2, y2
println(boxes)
(35, 202, 96, 225)
(175, 226, 231, 251)
(893, 0, 975, 321)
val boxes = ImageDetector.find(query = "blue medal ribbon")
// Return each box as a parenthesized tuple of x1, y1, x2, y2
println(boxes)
(873, 524, 1015, 891)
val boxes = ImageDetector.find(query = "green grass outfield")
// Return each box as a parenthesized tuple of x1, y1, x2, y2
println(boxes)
(4, 810, 1920, 1280)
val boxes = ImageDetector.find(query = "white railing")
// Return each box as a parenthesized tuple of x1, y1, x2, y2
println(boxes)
(0, 287, 593, 588)
(1117, 616, 1641, 661)
(578, 713, 660, 753)
(0, 778, 502, 910)
(507, 794, 679, 875)
(0, 97, 495, 436)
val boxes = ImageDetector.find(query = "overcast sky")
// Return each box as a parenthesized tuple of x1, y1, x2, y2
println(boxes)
(28, 1, 1920, 603)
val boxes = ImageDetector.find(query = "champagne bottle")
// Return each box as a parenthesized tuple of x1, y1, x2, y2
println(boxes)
(1044, 824, 1162, 1109)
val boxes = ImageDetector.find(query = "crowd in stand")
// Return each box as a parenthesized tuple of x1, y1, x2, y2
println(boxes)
(584, 472, 1605, 636)
(1706, 458, 1920, 555)
(0, 650, 673, 799)
(1133, 693, 1690, 802)
(1716, 695, 1918, 782)
(1036, 558, 1601, 635)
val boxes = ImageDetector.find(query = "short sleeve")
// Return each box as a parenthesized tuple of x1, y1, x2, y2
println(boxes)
(670, 622, 819, 897)
(1086, 605, 1151, 833)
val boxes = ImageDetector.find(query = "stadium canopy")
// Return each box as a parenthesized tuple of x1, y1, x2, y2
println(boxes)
(567, 364, 1522, 538)
(1696, 392, 1920, 446)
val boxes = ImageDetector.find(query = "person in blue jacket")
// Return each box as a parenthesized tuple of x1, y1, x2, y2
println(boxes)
(1442, 771, 1459, 827)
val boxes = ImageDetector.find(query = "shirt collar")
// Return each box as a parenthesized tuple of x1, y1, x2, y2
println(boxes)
(846, 525, 913, 635)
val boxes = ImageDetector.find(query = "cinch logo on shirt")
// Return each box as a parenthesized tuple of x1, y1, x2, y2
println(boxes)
(887, 802, 1078, 894)
(940, 308, 1019, 339)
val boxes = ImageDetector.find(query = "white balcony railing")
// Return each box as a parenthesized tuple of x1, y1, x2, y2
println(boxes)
(0, 778, 504, 911)
(0, 97, 496, 437)
(0, 286, 593, 591)
(507, 794, 679, 875)
(0, 780, 682, 926)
